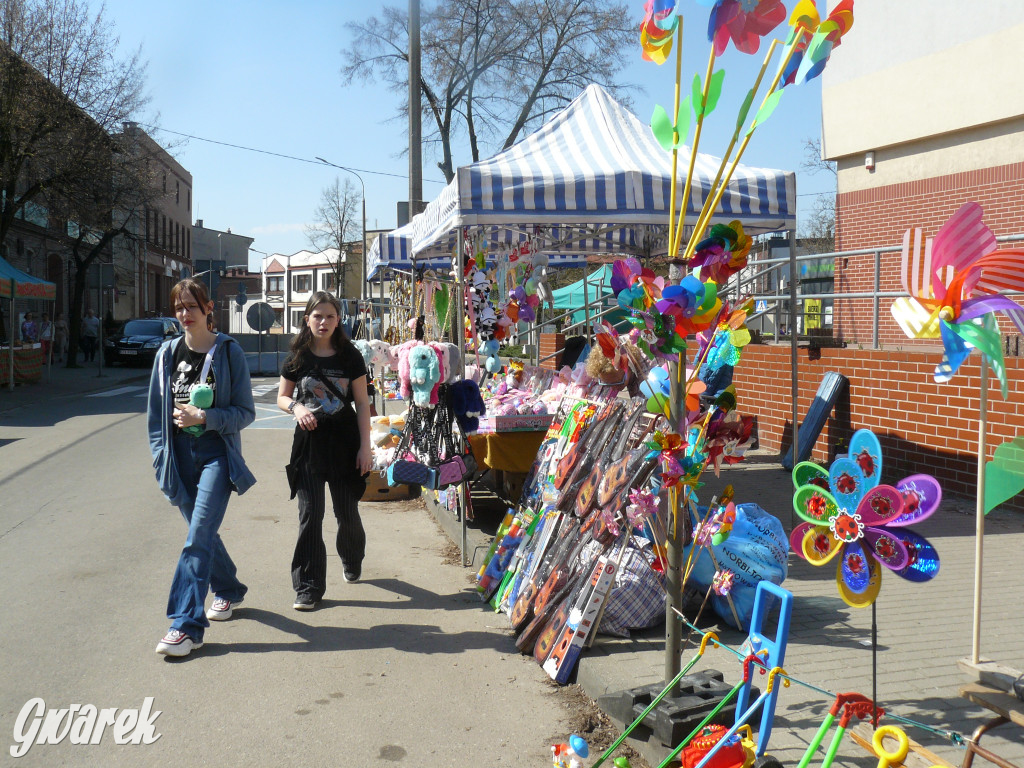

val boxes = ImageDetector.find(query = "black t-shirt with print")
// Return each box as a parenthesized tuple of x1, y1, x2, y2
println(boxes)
(282, 344, 367, 482)
(171, 342, 217, 434)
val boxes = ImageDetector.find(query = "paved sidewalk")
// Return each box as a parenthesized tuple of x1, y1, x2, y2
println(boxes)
(430, 454, 1024, 768)
(0, 358, 150, 413)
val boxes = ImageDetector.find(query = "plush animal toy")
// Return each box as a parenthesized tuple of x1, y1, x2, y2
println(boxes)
(428, 341, 448, 386)
(183, 383, 214, 437)
(353, 339, 373, 369)
(396, 340, 421, 401)
(368, 339, 391, 369)
(533, 253, 554, 306)
(443, 342, 462, 383)
(407, 344, 441, 407)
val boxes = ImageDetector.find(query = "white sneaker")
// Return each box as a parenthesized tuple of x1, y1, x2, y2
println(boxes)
(206, 596, 242, 621)
(155, 629, 202, 657)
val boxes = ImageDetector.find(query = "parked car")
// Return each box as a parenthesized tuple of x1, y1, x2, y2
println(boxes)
(103, 317, 182, 366)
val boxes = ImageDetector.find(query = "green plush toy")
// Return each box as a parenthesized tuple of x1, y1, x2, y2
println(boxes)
(184, 383, 213, 436)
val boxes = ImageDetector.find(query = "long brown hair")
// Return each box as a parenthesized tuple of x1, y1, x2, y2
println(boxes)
(288, 291, 350, 356)
(170, 278, 215, 330)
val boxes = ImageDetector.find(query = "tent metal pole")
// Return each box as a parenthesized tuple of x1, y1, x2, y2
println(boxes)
(456, 227, 469, 566)
(583, 260, 591, 344)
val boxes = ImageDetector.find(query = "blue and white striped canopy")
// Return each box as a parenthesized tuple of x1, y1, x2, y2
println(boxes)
(411, 83, 795, 259)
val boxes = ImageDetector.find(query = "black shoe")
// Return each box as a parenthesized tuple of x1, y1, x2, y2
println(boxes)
(293, 594, 319, 611)
(343, 567, 361, 583)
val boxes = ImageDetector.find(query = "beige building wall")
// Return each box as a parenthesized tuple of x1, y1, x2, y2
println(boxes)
(822, 1, 1024, 190)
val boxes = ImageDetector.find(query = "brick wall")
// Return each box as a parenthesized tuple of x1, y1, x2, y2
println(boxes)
(538, 332, 565, 370)
(735, 344, 1024, 510)
(834, 161, 1024, 348)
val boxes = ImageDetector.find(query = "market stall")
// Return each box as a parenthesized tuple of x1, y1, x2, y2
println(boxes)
(0, 254, 57, 390)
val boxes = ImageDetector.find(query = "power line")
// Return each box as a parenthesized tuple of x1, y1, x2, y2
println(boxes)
(139, 124, 448, 185)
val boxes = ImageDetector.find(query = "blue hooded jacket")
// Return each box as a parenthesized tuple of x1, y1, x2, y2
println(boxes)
(148, 333, 257, 507)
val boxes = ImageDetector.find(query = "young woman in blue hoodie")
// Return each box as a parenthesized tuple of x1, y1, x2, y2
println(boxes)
(147, 278, 256, 657)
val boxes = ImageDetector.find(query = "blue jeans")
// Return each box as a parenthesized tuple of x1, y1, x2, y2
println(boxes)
(168, 432, 247, 642)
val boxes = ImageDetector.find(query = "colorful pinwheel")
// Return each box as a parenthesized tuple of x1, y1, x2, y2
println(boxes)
(703, 410, 755, 476)
(779, 0, 855, 85)
(698, 0, 787, 56)
(890, 202, 1024, 398)
(791, 429, 942, 608)
(689, 221, 752, 284)
(641, 0, 680, 64)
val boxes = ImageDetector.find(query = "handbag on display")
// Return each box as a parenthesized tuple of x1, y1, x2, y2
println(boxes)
(386, 458, 439, 490)
(434, 390, 478, 489)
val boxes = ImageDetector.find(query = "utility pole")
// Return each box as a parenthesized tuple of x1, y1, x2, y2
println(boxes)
(409, 0, 422, 213)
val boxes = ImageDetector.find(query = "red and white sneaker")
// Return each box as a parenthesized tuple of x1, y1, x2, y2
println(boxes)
(155, 629, 202, 657)
(206, 597, 242, 621)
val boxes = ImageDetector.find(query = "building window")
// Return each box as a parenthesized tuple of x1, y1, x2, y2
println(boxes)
(267, 275, 283, 292)
(293, 274, 311, 293)
(291, 310, 305, 329)
(162, 173, 167, 193)
(273, 308, 283, 328)
(187, 189, 191, 211)
(322, 272, 337, 292)
(176, 180, 180, 204)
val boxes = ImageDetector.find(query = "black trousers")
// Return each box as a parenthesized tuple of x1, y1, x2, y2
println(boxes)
(291, 465, 365, 600)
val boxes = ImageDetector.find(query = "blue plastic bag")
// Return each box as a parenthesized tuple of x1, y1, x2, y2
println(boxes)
(683, 503, 789, 630)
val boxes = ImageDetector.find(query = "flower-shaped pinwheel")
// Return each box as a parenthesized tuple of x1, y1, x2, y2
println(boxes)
(698, 0, 787, 55)
(782, 0, 855, 86)
(641, 0, 680, 64)
(890, 202, 1024, 399)
(656, 274, 721, 336)
(791, 428, 942, 608)
(640, 365, 672, 415)
(689, 221, 752, 284)
(646, 430, 704, 488)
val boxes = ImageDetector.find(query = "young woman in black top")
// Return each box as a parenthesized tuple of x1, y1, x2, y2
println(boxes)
(277, 292, 372, 610)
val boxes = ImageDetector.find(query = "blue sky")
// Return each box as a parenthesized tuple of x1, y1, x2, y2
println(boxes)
(93, 0, 831, 271)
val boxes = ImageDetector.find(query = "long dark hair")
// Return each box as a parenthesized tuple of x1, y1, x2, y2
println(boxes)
(171, 278, 215, 330)
(288, 291, 350, 357)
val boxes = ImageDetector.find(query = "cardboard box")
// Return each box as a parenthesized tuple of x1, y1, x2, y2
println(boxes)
(361, 472, 417, 502)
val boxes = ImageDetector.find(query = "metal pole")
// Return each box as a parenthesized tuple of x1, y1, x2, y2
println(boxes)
(456, 227, 468, 566)
(664, 262, 685, 694)
(972, 360, 988, 664)
(788, 229, 800, 486)
(582, 261, 591, 343)
(408, 0, 422, 211)
(872, 249, 881, 350)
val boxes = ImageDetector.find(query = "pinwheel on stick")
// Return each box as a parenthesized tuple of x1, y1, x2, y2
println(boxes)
(791, 429, 941, 608)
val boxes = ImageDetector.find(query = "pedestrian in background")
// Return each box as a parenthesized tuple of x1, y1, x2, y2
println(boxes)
(80, 309, 99, 362)
(52, 314, 68, 363)
(39, 313, 53, 361)
(20, 311, 37, 343)
(147, 277, 256, 657)
(277, 291, 372, 611)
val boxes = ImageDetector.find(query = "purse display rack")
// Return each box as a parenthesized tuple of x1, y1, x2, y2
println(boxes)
(385, 383, 478, 491)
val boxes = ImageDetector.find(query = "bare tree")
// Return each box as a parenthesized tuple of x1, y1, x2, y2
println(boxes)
(305, 177, 362, 301)
(0, 0, 154, 364)
(341, 0, 636, 182)
(799, 137, 837, 254)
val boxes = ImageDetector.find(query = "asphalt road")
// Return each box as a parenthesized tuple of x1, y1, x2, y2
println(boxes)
(0, 378, 579, 766)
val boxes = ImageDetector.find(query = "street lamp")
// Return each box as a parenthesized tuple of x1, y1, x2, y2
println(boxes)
(314, 156, 367, 312)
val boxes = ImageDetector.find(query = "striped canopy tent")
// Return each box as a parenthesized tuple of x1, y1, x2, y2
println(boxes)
(411, 83, 795, 259)
(366, 221, 416, 280)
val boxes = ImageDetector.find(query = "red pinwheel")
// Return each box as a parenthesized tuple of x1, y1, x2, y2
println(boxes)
(790, 429, 942, 608)
(698, 0, 787, 56)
